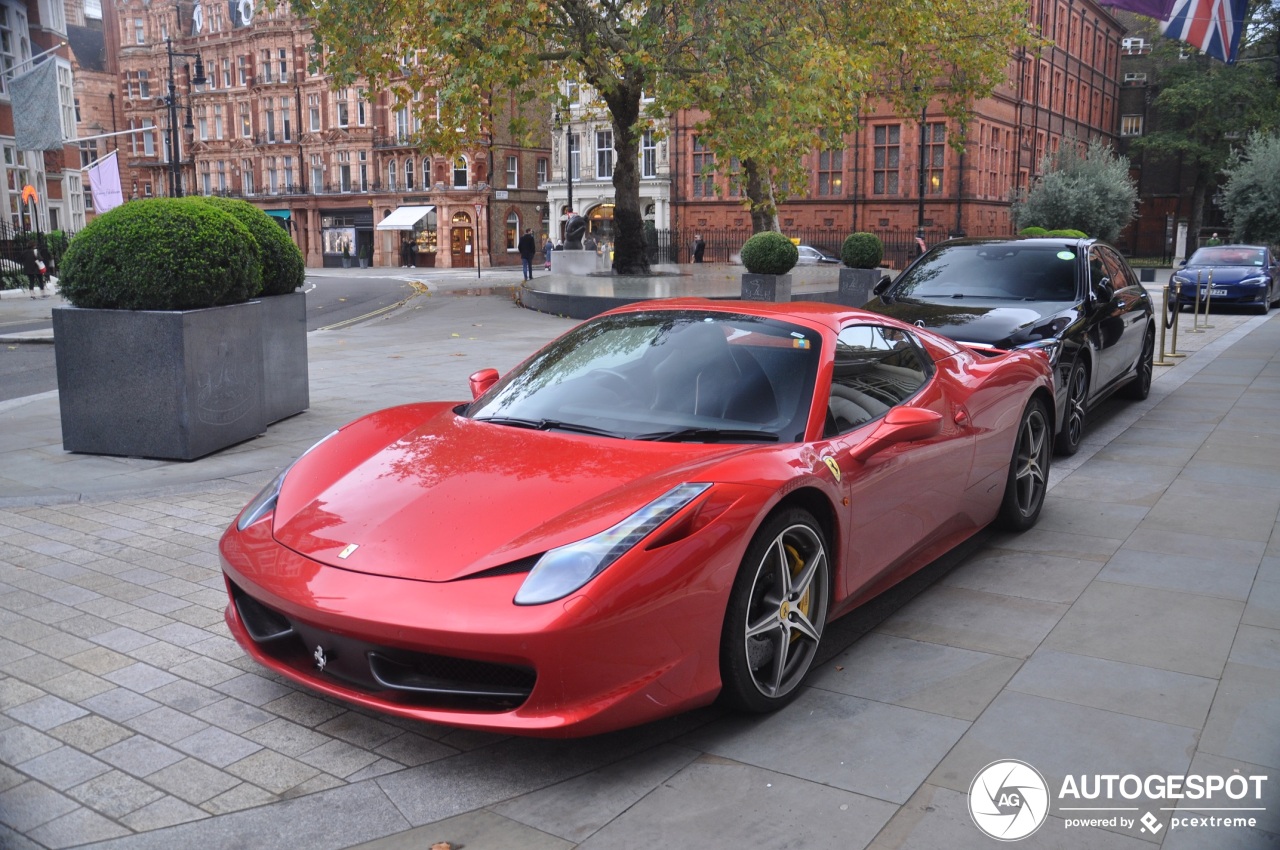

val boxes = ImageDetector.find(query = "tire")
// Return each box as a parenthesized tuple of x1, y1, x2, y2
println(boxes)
(719, 508, 829, 714)
(1054, 359, 1088, 456)
(1121, 327, 1155, 401)
(995, 398, 1052, 532)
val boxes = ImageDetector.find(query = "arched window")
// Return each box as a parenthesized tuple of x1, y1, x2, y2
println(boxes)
(505, 212, 520, 250)
(422, 157, 431, 188)
(453, 157, 468, 188)
(404, 157, 414, 190)
(387, 159, 397, 192)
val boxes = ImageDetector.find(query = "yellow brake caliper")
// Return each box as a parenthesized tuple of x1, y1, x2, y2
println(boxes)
(784, 543, 809, 641)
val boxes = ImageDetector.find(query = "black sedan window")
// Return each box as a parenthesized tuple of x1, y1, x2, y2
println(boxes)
(467, 311, 821, 442)
(893, 243, 1079, 302)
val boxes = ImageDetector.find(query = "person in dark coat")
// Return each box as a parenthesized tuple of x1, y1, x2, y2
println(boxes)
(517, 228, 536, 280)
(692, 235, 706, 263)
(22, 247, 47, 299)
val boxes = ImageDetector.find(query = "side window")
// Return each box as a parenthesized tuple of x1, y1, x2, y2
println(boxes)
(1100, 248, 1134, 291)
(827, 324, 932, 436)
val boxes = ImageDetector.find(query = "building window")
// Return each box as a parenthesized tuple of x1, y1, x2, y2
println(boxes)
(1121, 36, 1147, 53)
(137, 70, 150, 98)
(727, 156, 742, 198)
(264, 98, 275, 142)
(873, 125, 901, 195)
(536, 157, 548, 185)
(817, 148, 842, 196)
(240, 103, 252, 138)
(237, 55, 248, 86)
(421, 157, 429, 189)
(284, 156, 294, 190)
(260, 49, 272, 83)
(387, 159, 397, 191)
(596, 129, 614, 179)
(453, 157, 468, 188)
(267, 158, 278, 193)
(338, 151, 351, 192)
(134, 18, 144, 44)
(57, 61, 76, 142)
(222, 58, 231, 88)
(142, 119, 155, 156)
(213, 104, 224, 140)
(357, 90, 367, 126)
(0, 4, 29, 97)
(1120, 114, 1144, 136)
(641, 130, 657, 178)
(506, 212, 519, 250)
(281, 98, 292, 142)
(310, 154, 324, 192)
(404, 157, 413, 190)
(197, 107, 208, 141)
(308, 94, 321, 132)
(217, 160, 227, 192)
(395, 108, 410, 142)
(336, 89, 349, 127)
(201, 161, 212, 195)
(278, 48, 288, 81)
(359, 151, 369, 192)
(506, 155, 518, 188)
(1123, 72, 1147, 84)
(925, 123, 945, 194)
(692, 135, 715, 198)
(242, 159, 254, 194)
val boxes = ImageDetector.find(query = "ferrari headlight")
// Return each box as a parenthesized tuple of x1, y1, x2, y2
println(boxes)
(514, 483, 712, 605)
(1017, 338, 1063, 367)
(235, 430, 339, 531)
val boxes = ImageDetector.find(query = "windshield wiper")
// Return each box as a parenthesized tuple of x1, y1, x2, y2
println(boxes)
(475, 416, 621, 438)
(635, 427, 779, 443)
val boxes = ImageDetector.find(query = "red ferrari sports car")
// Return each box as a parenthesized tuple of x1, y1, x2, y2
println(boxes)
(220, 300, 1054, 737)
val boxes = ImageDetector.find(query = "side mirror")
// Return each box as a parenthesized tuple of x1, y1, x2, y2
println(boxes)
(1178, 259, 1188, 267)
(468, 368, 500, 399)
(850, 406, 943, 462)
(873, 275, 893, 296)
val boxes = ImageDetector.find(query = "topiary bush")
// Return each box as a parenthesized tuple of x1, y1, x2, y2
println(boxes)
(740, 232, 799, 275)
(59, 198, 261, 310)
(199, 197, 305, 296)
(840, 232, 884, 269)
(1046, 228, 1088, 238)
(1019, 226, 1050, 237)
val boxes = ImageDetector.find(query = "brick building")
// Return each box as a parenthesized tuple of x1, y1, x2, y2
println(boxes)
(670, 0, 1126, 266)
(1, 0, 85, 235)
(71, 0, 549, 269)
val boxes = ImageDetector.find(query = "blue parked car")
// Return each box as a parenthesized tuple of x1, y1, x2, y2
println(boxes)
(1171, 245, 1279, 314)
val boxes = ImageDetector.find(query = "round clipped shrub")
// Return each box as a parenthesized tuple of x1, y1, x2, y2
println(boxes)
(1019, 226, 1050, 237)
(740, 232, 799, 275)
(199, 197, 305, 296)
(59, 198, 261, 310)
(840, 232, 884, 269)
(1047, 228, 1088, 238)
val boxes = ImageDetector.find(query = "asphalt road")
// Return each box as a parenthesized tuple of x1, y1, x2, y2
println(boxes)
(0, 274, 418, 403)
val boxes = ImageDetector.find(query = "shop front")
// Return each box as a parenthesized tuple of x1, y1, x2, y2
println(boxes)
(375, 205, 437, 268)
(320, 208, 373, 268)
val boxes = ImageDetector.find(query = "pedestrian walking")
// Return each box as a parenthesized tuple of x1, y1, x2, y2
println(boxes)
(692, 235, 706, 263)
(22, 247, 47, 299)
(518, 228, 537, 280)
(542, 236, 553, 271)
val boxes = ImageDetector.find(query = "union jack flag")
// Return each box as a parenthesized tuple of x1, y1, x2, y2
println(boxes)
(1159, 0, 1248, 64)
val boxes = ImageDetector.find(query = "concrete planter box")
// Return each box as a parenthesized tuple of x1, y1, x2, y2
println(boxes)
(837, 267, 882, 307)
(741, 273, 792, 302)
(53, 302, 267, 461)
(259, 291, 309, 424)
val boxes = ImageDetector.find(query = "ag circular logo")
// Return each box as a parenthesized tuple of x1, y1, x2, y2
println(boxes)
(969, 759, 1050, 841)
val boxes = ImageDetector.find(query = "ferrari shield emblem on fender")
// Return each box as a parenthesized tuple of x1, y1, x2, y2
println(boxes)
(822, 456, 842, 482)
(313, 645, 328, 671)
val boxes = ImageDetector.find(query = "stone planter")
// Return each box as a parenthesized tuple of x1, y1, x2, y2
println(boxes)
(258, 291, 310, 424)
(837, 267, 883, 307)
(741, 273, 792, 302)
(358, 258, 369, 269)
(53, 302, 267, 461)
(342, 257, 352, 268)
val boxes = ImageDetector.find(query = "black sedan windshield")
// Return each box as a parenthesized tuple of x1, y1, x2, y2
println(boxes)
(467, 311, 821, 442)
(893, 243, 1080, 302)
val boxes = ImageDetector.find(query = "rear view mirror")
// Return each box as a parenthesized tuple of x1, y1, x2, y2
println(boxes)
(468, 368, 500, 399)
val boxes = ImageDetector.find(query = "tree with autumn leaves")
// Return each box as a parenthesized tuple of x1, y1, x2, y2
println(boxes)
(295, 0, 1034, 274)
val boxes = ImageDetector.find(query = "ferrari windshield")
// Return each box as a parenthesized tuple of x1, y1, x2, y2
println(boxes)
(467, 310, 822, 442)
(893, 242, 1080, 302)
(1186, 247, 1267, 267)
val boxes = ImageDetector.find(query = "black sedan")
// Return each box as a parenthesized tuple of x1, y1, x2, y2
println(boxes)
(1170, 245, 1279, 314)
(863, 237, 1156, 456)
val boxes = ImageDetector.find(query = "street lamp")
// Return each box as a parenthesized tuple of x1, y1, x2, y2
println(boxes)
(163, 38, 206, 197)
(555, 110, 574, 238)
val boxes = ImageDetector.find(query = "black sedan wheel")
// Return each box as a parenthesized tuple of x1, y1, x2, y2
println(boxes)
(719, 509, 829, 713)
(1054, 360, 1089, 456)
(995, 399, 1051, 531)
(1122, 327, 1155, 401)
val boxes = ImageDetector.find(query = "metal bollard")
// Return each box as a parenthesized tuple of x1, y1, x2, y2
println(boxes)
(1167, 279, 1186, 358)
(1188, 271, 1205, 334)
(1202, 268, 1215, 328)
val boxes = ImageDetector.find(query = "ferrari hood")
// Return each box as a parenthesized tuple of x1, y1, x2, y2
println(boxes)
(271, 406, 752, 582)
(865, 296, 1077, 348)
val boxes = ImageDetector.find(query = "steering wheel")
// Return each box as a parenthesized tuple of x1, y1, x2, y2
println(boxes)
(590, 368, 635, 399)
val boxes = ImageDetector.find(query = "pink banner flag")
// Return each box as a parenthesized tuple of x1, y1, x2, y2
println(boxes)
(86, 151, 124, 213)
